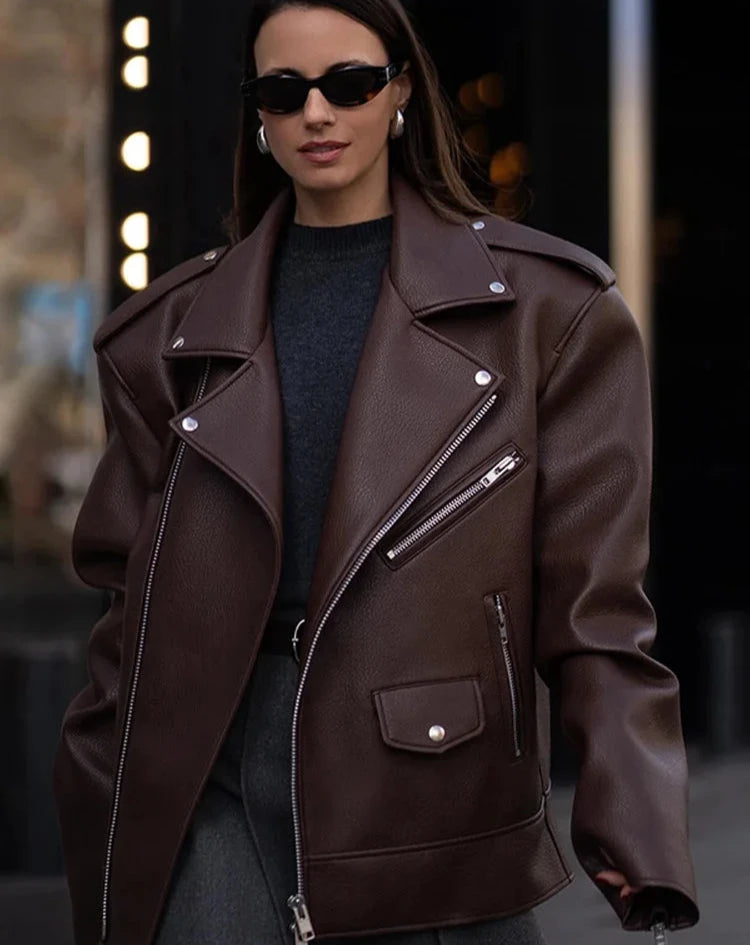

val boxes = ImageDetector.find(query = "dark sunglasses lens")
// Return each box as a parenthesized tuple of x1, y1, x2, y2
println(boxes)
(252, 69, 382, 112)
(323, 69, 380, 105)
(254, 77, 307, 112)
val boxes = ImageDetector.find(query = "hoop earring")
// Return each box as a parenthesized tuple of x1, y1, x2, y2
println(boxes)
(256, 122, 270, 154)
(389, 107, 405, 139)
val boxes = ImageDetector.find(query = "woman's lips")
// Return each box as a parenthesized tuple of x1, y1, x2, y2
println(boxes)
(299, 144, 349, 164)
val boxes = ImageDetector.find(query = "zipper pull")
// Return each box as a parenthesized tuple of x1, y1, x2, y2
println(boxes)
(481, 451, 520, 487)
(493, 594, 508, 643)
(287, 892, 315, 942)
(650, 907, 669, 945)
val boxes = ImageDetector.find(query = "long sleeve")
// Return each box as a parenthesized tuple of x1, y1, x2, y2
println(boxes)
(52, 348, 162, 945)
(532, 284, 700, 931)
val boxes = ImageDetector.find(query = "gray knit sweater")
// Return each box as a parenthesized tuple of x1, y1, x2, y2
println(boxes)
(266, 211, 394, 630)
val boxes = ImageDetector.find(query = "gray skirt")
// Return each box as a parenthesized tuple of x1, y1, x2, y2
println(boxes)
(153, 647, 548, 945)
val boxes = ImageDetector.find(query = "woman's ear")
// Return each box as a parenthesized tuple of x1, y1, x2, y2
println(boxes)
(397, 60, 412, 108)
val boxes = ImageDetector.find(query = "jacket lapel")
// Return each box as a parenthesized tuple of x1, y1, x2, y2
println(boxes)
(160, 170, 515, 632)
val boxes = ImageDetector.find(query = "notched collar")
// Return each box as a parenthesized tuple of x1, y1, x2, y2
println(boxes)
(161, 170, 515, 362)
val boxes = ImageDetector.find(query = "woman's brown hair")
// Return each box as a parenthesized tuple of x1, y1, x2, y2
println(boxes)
(224, 0, 494, 243)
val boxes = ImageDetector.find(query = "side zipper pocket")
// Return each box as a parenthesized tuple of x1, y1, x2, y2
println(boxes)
(483, 590, 524, 758)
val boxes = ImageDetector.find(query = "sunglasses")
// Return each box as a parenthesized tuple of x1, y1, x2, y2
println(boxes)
(240, 61, 405, 114)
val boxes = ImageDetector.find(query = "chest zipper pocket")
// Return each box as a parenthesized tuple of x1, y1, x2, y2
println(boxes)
(483, 590, 524, 759)
(379, 443, 527, 568)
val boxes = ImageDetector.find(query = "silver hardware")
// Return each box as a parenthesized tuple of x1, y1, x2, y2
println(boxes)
(257, 123, 270, 154)
(100, 359, 213, 942)
(385, 449, 523, 561)
(287, 893, 314, 942)
(287, 393, 499, 941)
(493, 593, 522, 757)
(390, 106, 405, 139)
(475, 369, 492, 386)
(652, 920, 668, 944)
(489, 281, 505, 294)
(203, 250, 218, 261)
(171, 336, 185, 349)
(291, 618, 305, 663)
(181, 416, 199, 432)
(428, 724, 446, 742)
(472, 220, 485, 229)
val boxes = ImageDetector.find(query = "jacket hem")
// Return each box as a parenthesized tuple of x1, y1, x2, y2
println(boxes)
(305, 799, 574, 939)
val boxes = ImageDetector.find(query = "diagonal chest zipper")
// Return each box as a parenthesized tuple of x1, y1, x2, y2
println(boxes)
(384, 447, 525, 562)
(286, 392, 499, 943)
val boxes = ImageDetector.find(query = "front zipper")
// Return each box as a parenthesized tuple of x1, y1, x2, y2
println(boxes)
(384, 447, 524, 561)
(286, 391, 499, 943)
(491, 592, 522, 758)
(100, 357, 212, 943)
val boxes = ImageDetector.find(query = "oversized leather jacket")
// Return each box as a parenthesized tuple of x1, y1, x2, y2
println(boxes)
(53, 169, 700, 944)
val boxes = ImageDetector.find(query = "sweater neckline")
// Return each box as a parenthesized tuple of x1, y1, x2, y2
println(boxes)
(280, 213, 393, 259)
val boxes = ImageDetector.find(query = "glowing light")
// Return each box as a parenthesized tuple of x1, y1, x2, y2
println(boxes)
(122, 55, 149, 89)
(120, 213, 150, 251)
(477, 73, 504, 108)
(489, 142, 530, 185)
(120, 132, 150, 171)
(121, 253, 149, 290)
(123, 17, 149, 49)
(457, 80, 486, 116)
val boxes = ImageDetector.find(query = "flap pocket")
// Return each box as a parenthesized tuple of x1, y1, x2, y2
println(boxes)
(372, 676, 485, 754)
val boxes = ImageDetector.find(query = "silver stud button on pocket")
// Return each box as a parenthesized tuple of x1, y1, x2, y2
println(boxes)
(489, 281, 505, 294)
(428, 724, 446, 742)
(181, 416, 199, 432)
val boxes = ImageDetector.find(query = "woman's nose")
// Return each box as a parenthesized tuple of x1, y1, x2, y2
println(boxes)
(303, 86, 334, 121)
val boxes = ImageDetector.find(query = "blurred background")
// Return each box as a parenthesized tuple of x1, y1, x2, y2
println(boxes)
(0, 0, 747, 942)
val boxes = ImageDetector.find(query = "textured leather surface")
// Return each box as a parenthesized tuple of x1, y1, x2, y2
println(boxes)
(52, 169, 699, 944)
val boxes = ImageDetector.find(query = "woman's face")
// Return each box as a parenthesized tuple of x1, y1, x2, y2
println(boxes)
(253, 5, 412, 193)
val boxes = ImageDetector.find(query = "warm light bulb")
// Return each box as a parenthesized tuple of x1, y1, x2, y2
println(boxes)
(121, 213, 150, 251)
(477, 73, 504, 108)
(457, 80, 486, 116)
(121, 253, 149, 290)
(123, 17, 149, 49)
(122, 55, 149, 89)
(120, 132, 150, 171)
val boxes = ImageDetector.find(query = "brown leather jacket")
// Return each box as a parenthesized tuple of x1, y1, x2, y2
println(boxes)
(53, 170, 699, 944)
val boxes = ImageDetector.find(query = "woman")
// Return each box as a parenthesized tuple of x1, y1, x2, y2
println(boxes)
(53, 1, 700, 943)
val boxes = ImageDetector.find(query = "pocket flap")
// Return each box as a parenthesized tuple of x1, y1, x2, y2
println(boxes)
(372, 676, 485, 754)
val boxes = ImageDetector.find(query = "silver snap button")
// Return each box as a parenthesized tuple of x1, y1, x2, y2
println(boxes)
(475, 369, 492, 386)
(472, 220, 486, 230)
(181, 416, 199, 432)
(428, 724, 446, 742)
(489, 281, 505, 294)
(171, 336, 185, 349)
(203, 250, 218, 261)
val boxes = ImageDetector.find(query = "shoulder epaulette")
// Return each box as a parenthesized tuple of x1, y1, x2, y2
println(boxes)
(476, 215, 615, 289)
(93, 246, 229, 351)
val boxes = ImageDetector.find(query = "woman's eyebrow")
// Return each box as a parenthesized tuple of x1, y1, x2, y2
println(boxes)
(260, 59, 372, 77)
